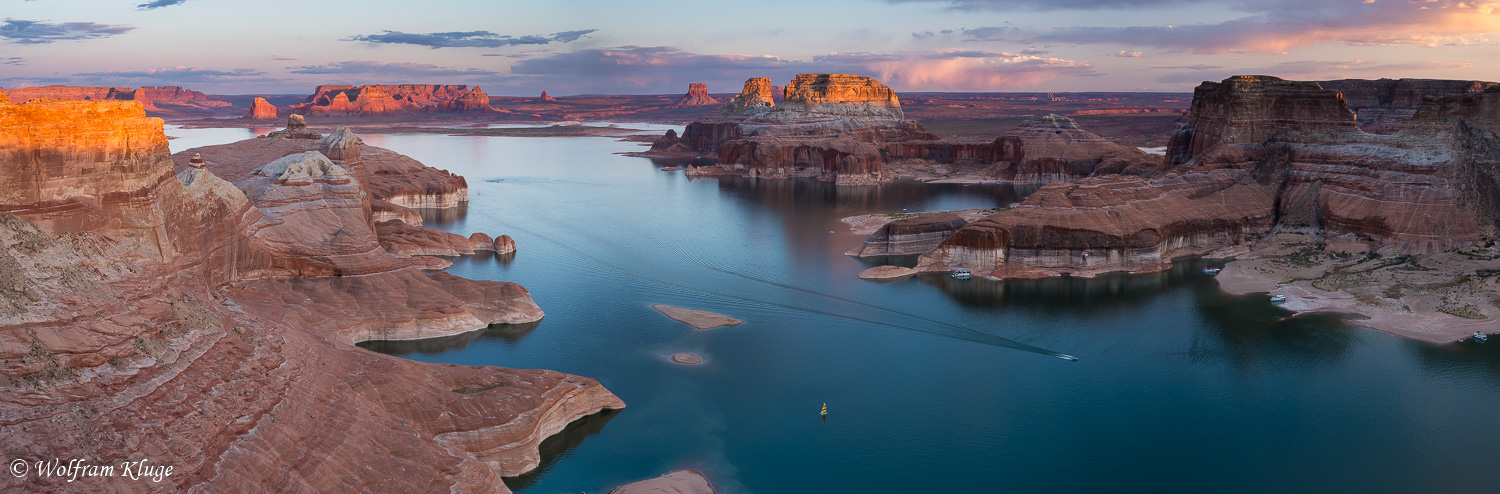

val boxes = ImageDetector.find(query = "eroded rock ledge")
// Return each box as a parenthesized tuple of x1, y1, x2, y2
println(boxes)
(0, 98, 621, 493)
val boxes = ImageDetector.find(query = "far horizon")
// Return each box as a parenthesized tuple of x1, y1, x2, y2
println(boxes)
(2, 0, 1497, 95)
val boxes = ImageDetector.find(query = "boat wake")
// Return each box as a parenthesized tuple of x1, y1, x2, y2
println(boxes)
(494, 214, 1077, 361)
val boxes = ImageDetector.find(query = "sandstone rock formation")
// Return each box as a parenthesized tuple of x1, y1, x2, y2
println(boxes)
(1, 98, 623, 492)
(647, 74, 1153, 186)
(290, 84, 494, 116)
(265, 114, 321, 139)
(857, 265, 917, 280)
(719, 77, 777, 116)
(440, 85, 497, 112)
(539, 90, 559, 102)
(847, 212, 968, 257)
(179, 121, 467, 227)
(493, 234, 517, 254)
(610, 470, 717, 494)
(0, 85, 231, 112)
(917, 75, 1500, 279)
(651, 304, 743, 329)
(1318, 78, 1497, 133)
(244, 96, 278, 120)
(669, 83, 720, 107)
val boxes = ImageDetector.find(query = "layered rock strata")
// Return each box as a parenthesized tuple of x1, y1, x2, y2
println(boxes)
(848, 212, 968, 257)
(1, 98, 622, 492)
(669, 83, 720, 107)
(917, 75, 1500, 279)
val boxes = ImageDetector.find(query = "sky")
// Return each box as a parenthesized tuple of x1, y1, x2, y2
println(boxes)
(1, 0, 1497, 95)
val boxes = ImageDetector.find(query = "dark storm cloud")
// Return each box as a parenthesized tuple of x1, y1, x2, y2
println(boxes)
(0, 19, 134, 44)
(346, 29, 598, 49)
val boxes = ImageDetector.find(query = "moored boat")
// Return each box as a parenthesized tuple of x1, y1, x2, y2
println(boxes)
(1203, 267, 1222, 275)
(1269, 294, 1287, 303)
(950, 269, 971, 279)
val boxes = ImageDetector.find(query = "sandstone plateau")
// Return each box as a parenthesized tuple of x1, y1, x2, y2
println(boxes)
(917, 75, 1500, 280)
(290, 84, 498, 116)
(1317, 78, 1497, 134)
(0, 98, 623, 492)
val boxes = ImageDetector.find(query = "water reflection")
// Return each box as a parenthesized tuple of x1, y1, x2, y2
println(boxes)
(502, 410, 620, 491)
(927, 259, 1207, 312)
(356, 322, 541, 355)
(710, 176, 1036, 215)
(418, 204, 468, 225)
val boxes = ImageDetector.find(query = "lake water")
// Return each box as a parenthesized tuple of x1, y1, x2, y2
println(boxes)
(166, 125, 1500, 494)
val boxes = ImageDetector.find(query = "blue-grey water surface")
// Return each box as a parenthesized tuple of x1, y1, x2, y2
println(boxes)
(167, 125, 1500, 494)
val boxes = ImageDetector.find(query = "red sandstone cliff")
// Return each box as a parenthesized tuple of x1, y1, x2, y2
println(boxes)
(244, 96, 278, 120)
(0, 98, 623, 492)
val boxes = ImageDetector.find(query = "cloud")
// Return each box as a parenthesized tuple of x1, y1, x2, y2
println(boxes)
(3, 57, 22, 66)
(71, 66, 272, 84)
(816, 50, 1098, 90)
(1114, 50, 1143, 57)
(136, 0, 189, 10)
(508, 45, 1095, 93)
(1154, 59, 1479, 84)
(1020, 48, 1050, 55)
(269, 56, 297, 61)
(1027, 1, 1500, 53)
(346, 29, 597, 49)
(288, 60, 499, 77)
(960, 25, 1014, 41)
(0, 19, 134, 44)
(912, 31, 935, 39)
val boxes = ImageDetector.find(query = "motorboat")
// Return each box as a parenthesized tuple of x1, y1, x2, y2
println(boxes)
(950, 269, 972, 279)
(1203, 267, 1222, 275)
(1269, 294, 1287, 303)
(1475, 332, 1488, 343)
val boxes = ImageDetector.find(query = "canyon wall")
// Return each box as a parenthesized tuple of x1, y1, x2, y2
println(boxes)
(1318, 78, 1497, 133)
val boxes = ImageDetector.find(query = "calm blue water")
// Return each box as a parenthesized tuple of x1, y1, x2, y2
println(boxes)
(167, 126, 1500, 494)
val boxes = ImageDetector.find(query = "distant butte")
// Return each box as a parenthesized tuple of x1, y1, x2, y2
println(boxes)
(668, 83, 720, 107)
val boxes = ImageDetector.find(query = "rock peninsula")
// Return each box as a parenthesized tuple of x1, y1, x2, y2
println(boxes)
(0, 98, 622, 492)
